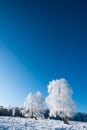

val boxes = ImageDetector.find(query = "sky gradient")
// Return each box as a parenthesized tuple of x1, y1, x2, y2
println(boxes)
(0, 0, 87, 112)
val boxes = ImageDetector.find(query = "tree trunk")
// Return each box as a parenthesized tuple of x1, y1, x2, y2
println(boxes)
(31, 112, 37, 120)
(62, 118, 69, 125)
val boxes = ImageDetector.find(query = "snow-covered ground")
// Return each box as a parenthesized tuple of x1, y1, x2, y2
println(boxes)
(0, 117, 87, 130)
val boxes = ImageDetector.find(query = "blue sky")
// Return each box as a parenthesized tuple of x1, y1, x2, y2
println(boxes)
(0, 0, 87, 112)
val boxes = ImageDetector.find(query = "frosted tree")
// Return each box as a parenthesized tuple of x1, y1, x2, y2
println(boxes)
(24, 91, 45, 119)
(12, 107, 16, 117)
(46, 78, 76, 124)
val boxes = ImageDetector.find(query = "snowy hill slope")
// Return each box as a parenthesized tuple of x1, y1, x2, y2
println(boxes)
(0, 116, 87, 130)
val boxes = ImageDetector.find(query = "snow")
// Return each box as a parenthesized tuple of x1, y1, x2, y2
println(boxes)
(0, 117, 87, 130)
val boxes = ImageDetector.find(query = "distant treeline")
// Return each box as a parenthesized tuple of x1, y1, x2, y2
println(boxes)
(0, 106, 23, 117)
(0, 106, 87, 122)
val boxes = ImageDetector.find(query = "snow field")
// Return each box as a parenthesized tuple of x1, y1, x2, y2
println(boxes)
(0, 117, 87, 130)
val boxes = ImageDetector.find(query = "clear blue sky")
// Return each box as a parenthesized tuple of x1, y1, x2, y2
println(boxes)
(0, 0, 87, 112)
